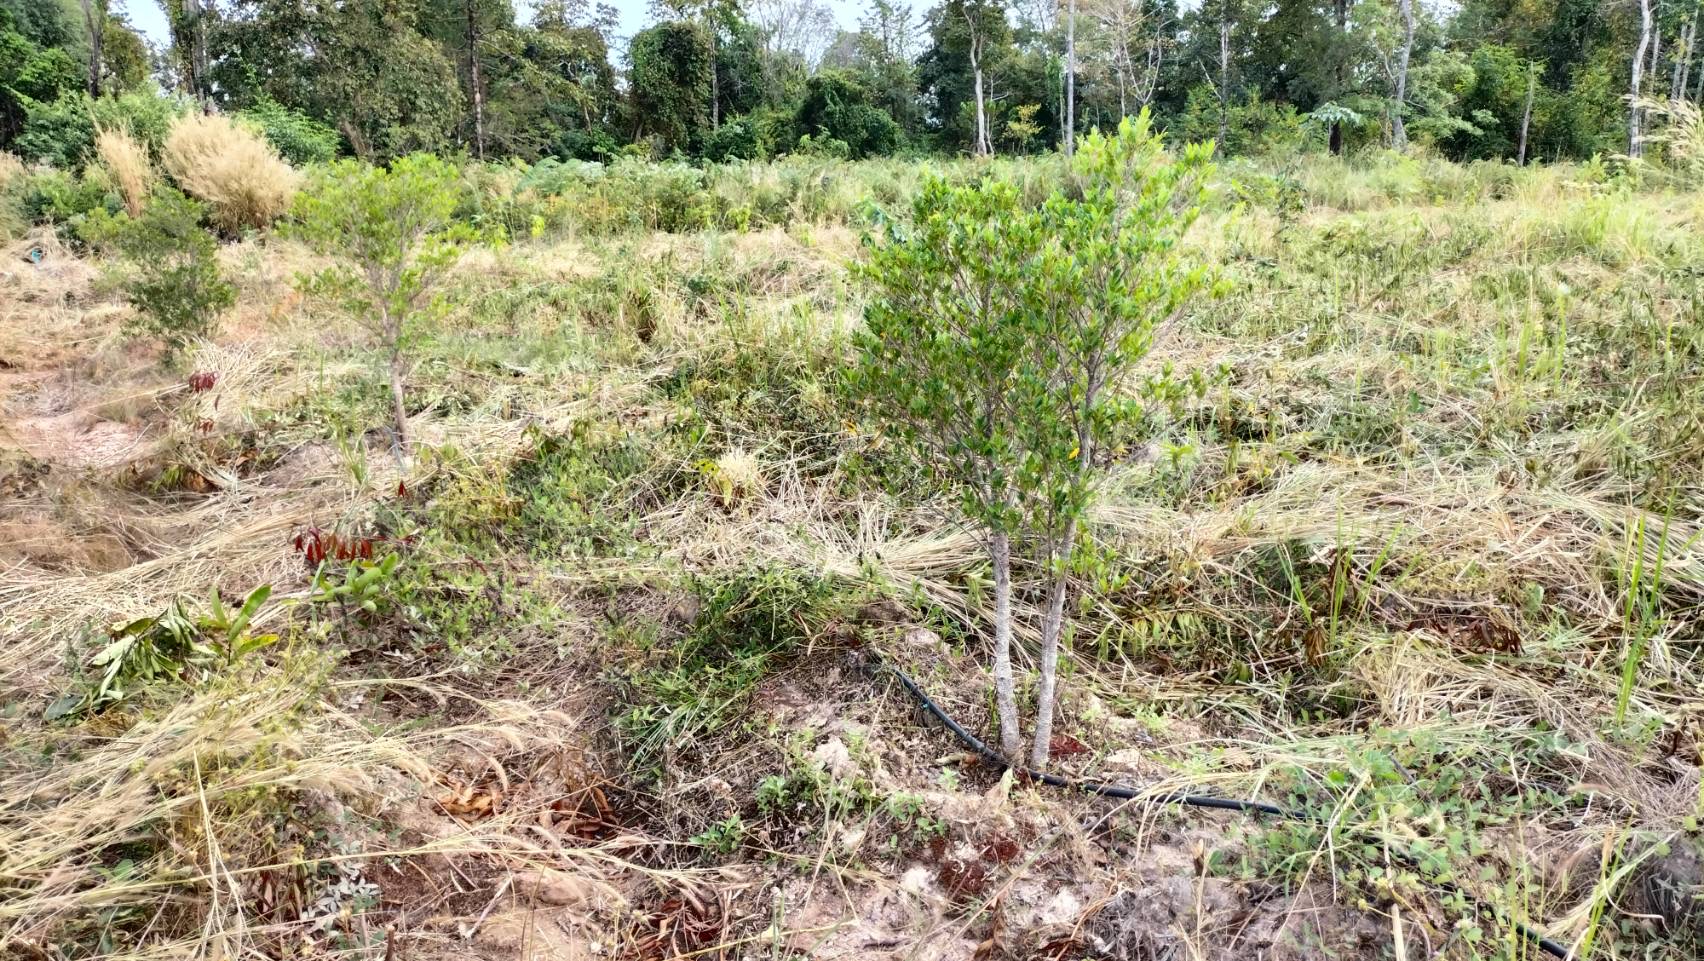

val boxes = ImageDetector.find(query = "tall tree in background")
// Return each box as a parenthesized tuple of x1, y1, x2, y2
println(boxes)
(1517, 58, 1537, 162)
(748, 0, 836, 71)
(652, 0, 742, 127)
(1669, 3, 1695, 98)
(1330, 0, 1352, 151)
(1197, 0, 1239, 153)
(1392, 0, 1413, 146)
(1064, 0, 1077, 153)
(919, 0, 1011, 153)
(209, 0, 462, 161)
(76, 0, 103, 96)
(0, 2, 86, 149)
(965, 0, 993, 152)
(466, 0, 485, 157)
(850, 0, 924, 133)
(1217, 0, 1231, 149)
(630, 18, 714, 150)
(164, 0, 211, 102)
(1632, 0, 1653, 156)
(421, 0, 516, 159)
(1082, 0, 1167, 118)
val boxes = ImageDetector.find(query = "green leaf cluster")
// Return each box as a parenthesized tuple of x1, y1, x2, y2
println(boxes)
(289, 153, 474, 336)
(849, 111, 1214, 546)
(85, 188, 236, 361)
(47, 585, 276, 720)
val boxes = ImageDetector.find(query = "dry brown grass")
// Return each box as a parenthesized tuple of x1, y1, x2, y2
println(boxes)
(4, 167, 1702, 958)
(0, 151, 23, 189)
(162, 113, 299, 233)
(94, 127, 154, 218)
(0, 657, 652, 958)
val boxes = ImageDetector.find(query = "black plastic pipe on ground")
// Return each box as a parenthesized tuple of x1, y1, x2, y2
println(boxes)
(884, 659, 1571, 960)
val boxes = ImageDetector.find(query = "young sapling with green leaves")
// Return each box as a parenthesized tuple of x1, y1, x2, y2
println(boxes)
(850, 113, 1215, 769)
(289, 153, 474, 466)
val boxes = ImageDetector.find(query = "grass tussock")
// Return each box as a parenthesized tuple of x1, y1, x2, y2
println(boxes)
(94, 127, 154, 218)
(0, 653, 637, 957)
(0, 151, 22, 189)
(162, 113, 298, 234)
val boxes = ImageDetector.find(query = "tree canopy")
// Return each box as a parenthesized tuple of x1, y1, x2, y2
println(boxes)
(0, 0, 1684, 164)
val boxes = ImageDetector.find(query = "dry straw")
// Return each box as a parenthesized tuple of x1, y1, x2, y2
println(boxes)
(94, 126, 154, 218)
(162, 113, 299, 233)
(0, 151, 23, 190)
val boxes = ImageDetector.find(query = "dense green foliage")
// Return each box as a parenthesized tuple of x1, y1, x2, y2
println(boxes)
(0, 0, 1690, 167)
(88, 189, 237, 359)
(236, 98, 340, 166)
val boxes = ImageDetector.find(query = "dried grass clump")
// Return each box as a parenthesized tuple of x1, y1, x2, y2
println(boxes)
(0, 657, 616, 955)
(0, 151, 23, 189)
(1635, 97, 1704, 180)
(707, 447, 764, 507)
(162, 113, 299, 233)
(94, 126, 154, 217)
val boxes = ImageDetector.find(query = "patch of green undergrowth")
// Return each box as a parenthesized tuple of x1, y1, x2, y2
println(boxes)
(615, 568, 844, 781)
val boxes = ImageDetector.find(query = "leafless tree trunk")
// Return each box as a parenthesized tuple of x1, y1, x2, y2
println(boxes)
(711, 25, 721, 128)
(79, 0, 106, 97)
(174, 0, 211, 103)
(1652, 17, 1663, 81)
(1392, 0, 1414, 148)
(1518, 64, 1536, 164)
(466, 0, 486, 159)
(1672, 11, 1696, 99)
(1330, 0, 1348, 153)
(1217, 12, 1230, 153)
(1695, 37, 1704, 100)
(1632, 0, 1653, 157)
(1085, 0, 1163, 118)
(1065, 0, 1077, 155)
(1138, 25, 1163, 108)
(967, 8, 991, 155)
(990, 532, 1020, 761)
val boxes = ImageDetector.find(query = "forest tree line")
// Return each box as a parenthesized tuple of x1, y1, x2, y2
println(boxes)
(0, 0, 1691, 166)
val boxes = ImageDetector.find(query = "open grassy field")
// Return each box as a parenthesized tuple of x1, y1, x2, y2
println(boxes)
(2, 152, 1702, 960)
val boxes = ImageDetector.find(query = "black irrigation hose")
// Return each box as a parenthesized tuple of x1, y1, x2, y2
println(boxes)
(885, 659, 1573, 959)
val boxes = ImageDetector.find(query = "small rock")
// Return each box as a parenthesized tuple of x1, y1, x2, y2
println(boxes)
(856, 598, 909, 626)
(900, 865, 940, 900)
(513, 869, 610, 908)
(810, 737, 857, 779)
(902, 626, 946, 655)
(839, 823, 867, 850)
(1041, 888, 1083, 925)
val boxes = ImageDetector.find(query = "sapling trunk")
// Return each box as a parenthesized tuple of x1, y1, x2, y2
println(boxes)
(1028, 517, 1076, 770)
(1030, 418, 1094, 771)
(991, 530, 1021, 761)
(386, 318, 410, 466)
